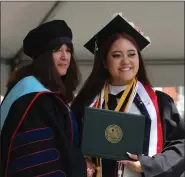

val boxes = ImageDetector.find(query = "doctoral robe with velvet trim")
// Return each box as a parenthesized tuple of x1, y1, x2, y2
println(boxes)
(0, 76, 86, 177)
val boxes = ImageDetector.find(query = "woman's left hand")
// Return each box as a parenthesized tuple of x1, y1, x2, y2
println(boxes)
(118, 153, 143, 173)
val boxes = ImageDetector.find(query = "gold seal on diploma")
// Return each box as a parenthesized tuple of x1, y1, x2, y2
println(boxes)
(105, 125, 123, 143)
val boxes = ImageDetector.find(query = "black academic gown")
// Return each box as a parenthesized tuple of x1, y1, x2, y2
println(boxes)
(0, 91, 86, 177)
(139, 91, 185, 177)
(84, 91, 185, 177)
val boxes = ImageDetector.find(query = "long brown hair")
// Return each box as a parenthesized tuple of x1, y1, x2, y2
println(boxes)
(7, 43, 81, 102)
(71, 32, 151, 118)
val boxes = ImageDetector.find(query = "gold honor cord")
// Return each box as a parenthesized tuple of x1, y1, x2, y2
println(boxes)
(94, 79, 136, 177)
(96, 157, 101, 177)
(104, 78, 136, 112)
(123, 79, 137, 112)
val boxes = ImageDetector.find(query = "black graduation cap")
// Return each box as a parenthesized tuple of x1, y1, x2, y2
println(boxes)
(84, 14, 151, 54)
(23, 20, 72, 58)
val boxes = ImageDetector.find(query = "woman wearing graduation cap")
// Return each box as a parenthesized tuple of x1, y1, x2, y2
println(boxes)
(71, 14, 185, 177)
(0, 20, 86, 177)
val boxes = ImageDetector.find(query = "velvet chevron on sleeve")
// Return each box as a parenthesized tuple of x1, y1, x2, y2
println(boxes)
(1, 93, 86, 177)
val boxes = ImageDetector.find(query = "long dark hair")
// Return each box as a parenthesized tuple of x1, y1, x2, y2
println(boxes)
(71, 32, 151, 118)
(7, 43, 81, 102)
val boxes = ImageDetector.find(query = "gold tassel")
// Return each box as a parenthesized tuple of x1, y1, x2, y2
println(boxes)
(96, 157, 101, 177)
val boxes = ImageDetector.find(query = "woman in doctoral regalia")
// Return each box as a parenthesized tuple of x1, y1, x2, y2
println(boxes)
(71, 14, 185, 177)
(0, 20, 86, 177)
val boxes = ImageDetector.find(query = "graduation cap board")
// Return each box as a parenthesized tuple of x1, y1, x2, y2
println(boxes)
(84, 14, 151, 54)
